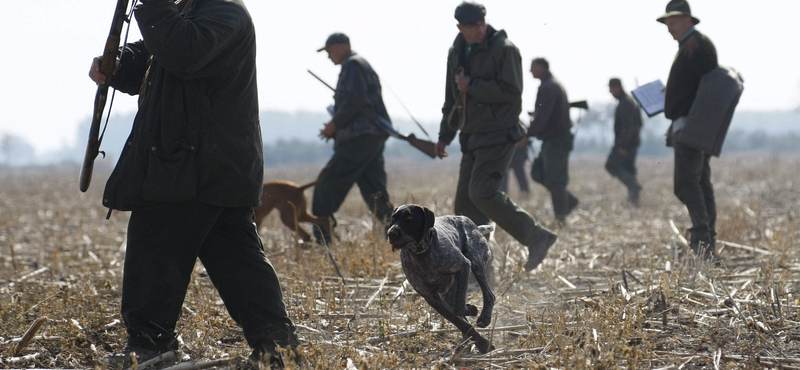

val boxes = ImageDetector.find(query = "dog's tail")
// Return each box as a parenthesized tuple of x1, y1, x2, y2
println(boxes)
(477, 224, 494, 236)
(298, 166, 330, 190)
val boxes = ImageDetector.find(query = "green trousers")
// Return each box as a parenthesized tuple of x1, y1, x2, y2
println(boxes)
(455, 142, 548, 247)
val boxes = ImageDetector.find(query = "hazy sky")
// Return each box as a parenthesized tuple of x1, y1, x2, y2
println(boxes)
(3, 0, 799, 152)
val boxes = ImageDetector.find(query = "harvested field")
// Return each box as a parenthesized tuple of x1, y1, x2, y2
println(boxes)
(1, 153, 799, 369)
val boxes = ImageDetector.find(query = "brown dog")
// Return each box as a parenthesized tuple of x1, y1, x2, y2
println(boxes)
(254, 169, 330, 242)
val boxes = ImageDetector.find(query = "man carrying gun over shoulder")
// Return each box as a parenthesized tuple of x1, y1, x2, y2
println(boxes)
(313, 33, 394, 244)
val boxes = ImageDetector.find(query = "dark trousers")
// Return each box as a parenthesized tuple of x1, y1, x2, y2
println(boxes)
(673, 141, 717, 245)
(312, 135, 393, 226)
(500, 145, 530, 193)
(455, 142, 549, 247)
(605, 146, 640, 194)
(531, 131, 578, 218)
(122, 201, 297, 352)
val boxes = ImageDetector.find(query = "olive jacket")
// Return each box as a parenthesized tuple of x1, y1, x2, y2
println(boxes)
(439, 26, 526, 152)
(104, 0, 263, 211)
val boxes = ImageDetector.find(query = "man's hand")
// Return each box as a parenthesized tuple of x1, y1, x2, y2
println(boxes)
(517, 137, 530, 148)
(435, 141, 449, 159)
(618, 147, 628, 157)
(319, 120, 336, 141)
(88, 56, 120, 85)
(455, 74, 471, 93)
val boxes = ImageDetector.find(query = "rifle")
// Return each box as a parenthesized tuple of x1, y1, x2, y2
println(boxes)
(307, 70, 436, 158)
(374, 116, 436, 159)
(80, 0, 133, 192)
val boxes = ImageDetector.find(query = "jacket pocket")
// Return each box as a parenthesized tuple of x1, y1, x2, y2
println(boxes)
(142, 140, 197, 203)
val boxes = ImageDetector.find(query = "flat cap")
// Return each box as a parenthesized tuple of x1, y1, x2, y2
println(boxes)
(316, 33, 350, 52)
(454, 2, 486, 25)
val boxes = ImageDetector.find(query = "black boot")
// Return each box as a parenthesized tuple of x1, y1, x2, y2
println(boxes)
(689, 230, 719, 264)
(102, 343, 179, 370)
(525, 227, 558, 271)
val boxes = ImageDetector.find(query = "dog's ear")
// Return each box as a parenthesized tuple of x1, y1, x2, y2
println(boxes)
(389, 205, 403, 224)
(422, 206, 435, 237)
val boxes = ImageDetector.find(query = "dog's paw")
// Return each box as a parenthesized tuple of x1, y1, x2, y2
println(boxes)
(462, 304, 479, 317)
(476, 312, 492, 328)
(474, 336, 494, 354)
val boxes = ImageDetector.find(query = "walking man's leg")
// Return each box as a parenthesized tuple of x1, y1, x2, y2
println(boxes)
(355, 140, 393, 225)
(605, 147, 641, 205)
(455, 151, 490, 225)
(673, 142, 714, 255)
(122, 202, 218, 353)
(466, 143, 557, 271)
(543, 132, 578, 221)
(198, 207, 298, 364)
(311, 137, 380, 242)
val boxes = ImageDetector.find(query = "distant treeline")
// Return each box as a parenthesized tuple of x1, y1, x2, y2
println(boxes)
(573, 129, 800, 157)
(262, 129, 800, 167)
(1, 108, 798, 167)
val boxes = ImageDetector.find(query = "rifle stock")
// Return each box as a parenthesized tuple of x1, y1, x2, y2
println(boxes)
(307, 69, 436, 158)
(569, 100, 589, 110)
(79, 87, 107, 192)
(401, 134, 436, 158)
(80, 0, 130, 192)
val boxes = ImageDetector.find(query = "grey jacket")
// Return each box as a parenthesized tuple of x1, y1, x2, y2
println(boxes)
(678, 66, 743, 156)
(104, 0, 263, 210)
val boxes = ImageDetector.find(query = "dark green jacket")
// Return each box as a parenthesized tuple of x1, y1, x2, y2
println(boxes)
(614, 92, 642, 148)
(104, 0, 263, 211)
(528, 73, 572, 140)
(439, 26, 525, 151)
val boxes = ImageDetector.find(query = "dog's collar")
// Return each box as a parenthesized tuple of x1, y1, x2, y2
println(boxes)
(415, 232, 433, 255)
(414, 242, 430, 255)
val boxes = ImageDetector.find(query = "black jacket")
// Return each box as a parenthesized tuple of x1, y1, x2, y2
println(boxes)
(528, 73, 572, 140)
(332, 52, 390, 145)
(614, 92, 643, 148)
(104, 0, 263, 211)
(665, 29, 718, 120)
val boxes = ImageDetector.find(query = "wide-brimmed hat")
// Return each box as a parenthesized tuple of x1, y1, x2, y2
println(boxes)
(656, 0, 700, 25)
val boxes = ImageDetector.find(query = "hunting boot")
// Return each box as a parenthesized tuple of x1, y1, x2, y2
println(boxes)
(101, 343, 179, 370)
(525, 227, 558, 271)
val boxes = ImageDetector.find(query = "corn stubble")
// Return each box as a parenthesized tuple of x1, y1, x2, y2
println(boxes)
(1, 153, 799, 369)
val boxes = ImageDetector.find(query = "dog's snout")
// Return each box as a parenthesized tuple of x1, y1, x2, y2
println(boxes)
(387, 225, 399, 240)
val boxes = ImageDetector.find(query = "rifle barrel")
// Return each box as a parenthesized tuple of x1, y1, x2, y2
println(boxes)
(307, 70, 335, 92)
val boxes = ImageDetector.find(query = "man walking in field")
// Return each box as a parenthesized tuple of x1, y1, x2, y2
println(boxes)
(659, 0, 719, 260)
(435, 1, 557, 271)
(526, 58, 579, 224)
(605, 78, 643, 206)
(313, 33, 394, 244)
